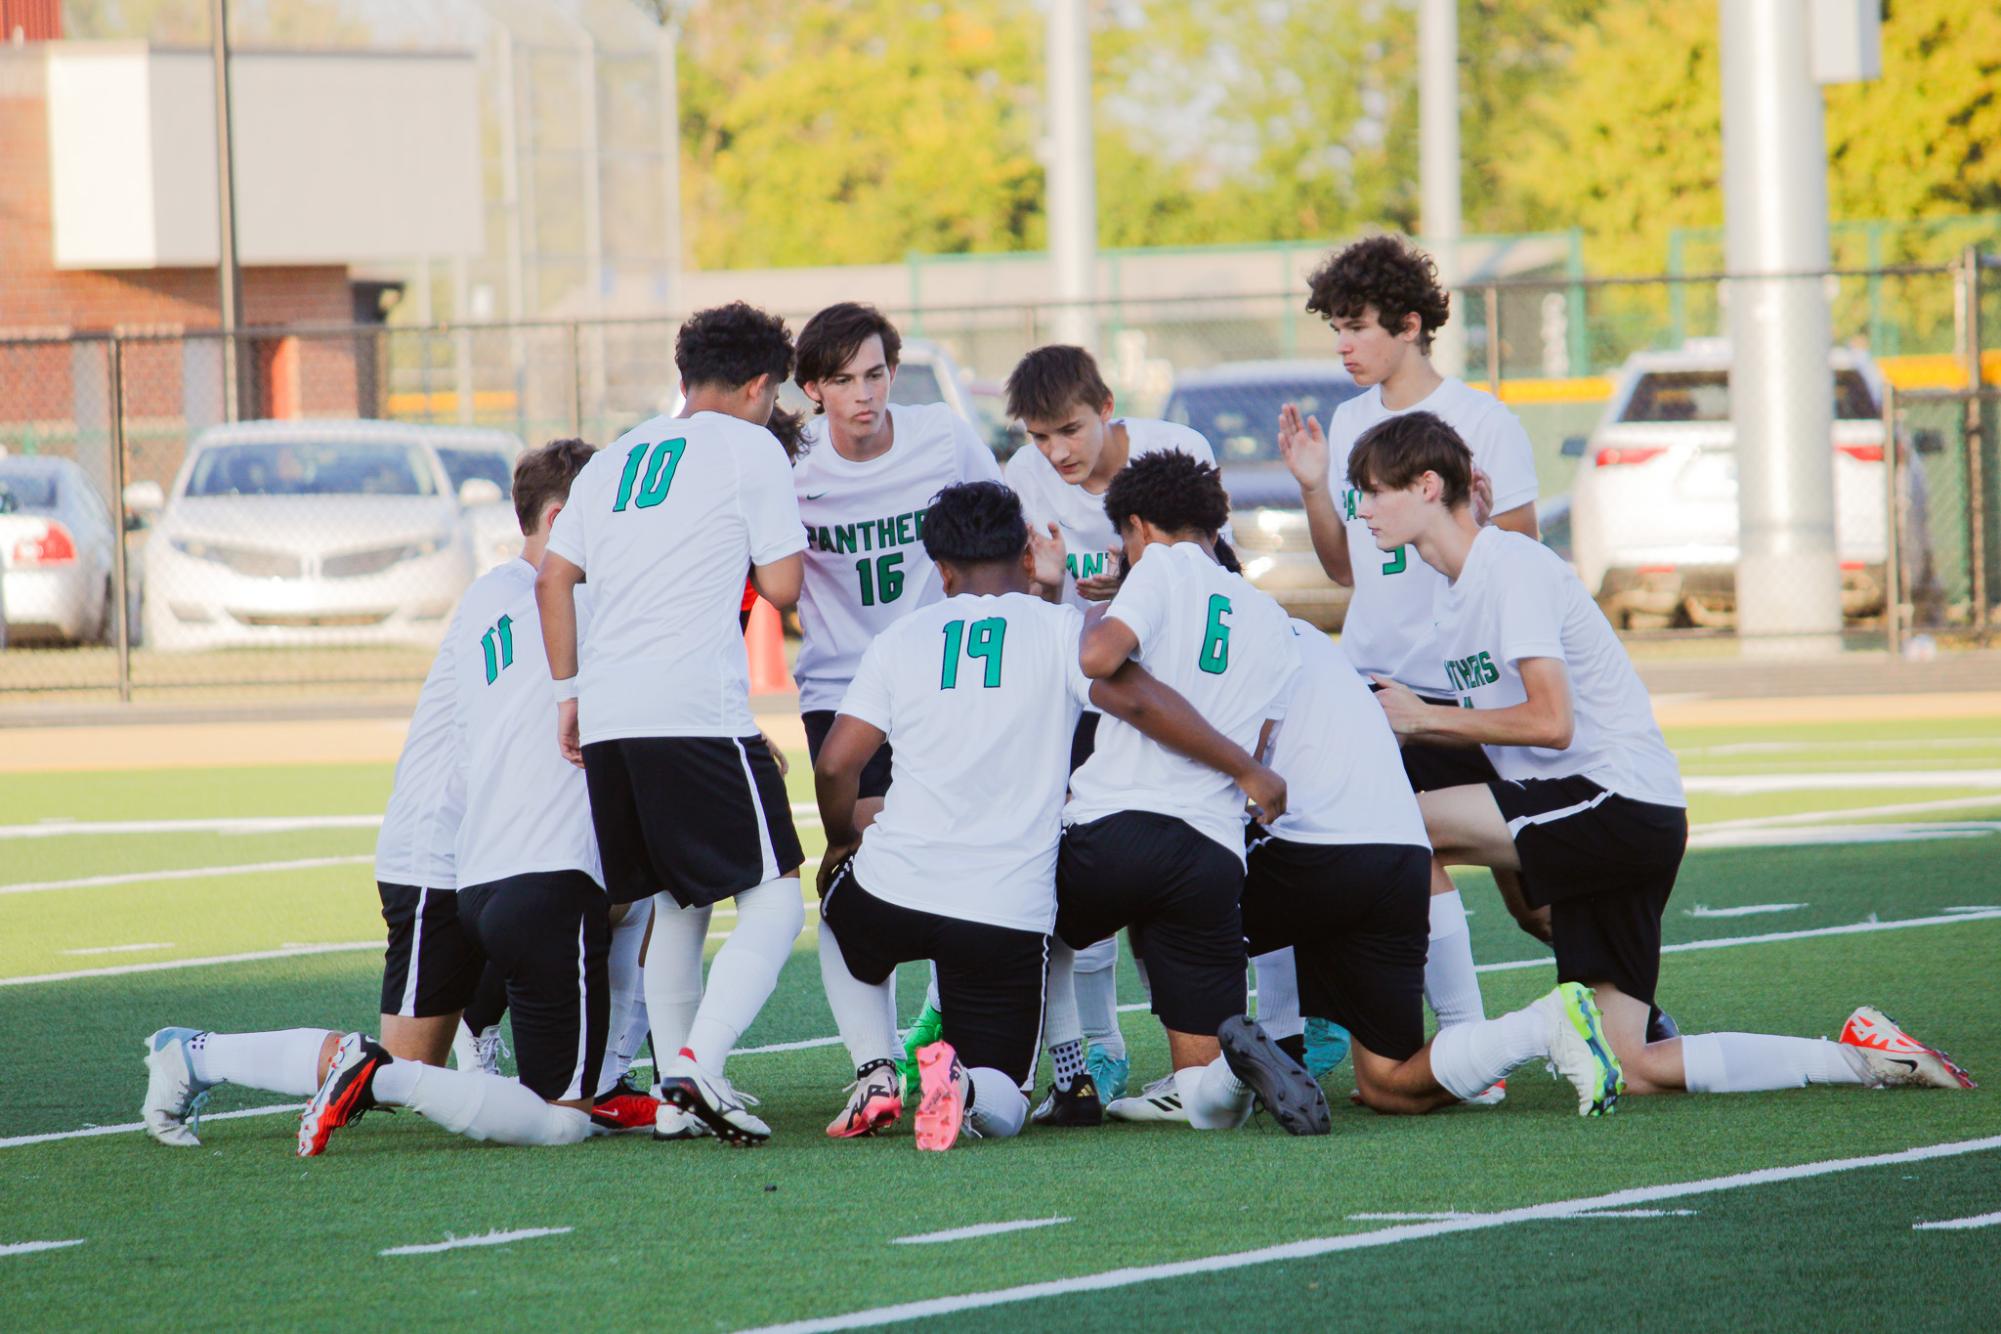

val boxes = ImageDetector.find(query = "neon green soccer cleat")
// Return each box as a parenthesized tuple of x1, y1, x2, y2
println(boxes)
(1539, 982, 1624, 1116)
(899, 1001, 944, 1100)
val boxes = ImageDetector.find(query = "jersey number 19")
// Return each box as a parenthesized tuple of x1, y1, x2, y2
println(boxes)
(939, 617, 1006, 689)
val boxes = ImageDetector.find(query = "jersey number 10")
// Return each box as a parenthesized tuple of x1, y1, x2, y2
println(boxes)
(612, 438, 687, 512)
(939, 617, 1006, 689)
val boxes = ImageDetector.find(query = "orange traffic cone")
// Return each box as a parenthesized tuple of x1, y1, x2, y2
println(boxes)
(746, 595, 795, 696)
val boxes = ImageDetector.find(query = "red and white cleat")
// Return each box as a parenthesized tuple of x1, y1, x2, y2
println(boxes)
(826, 1058, 903, 1139)
(1839, 1006, 1975, 1089)
(914, 1041, 973, 1152)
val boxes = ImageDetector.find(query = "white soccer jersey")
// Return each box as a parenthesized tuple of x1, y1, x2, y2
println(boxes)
(1065, 540, 1300, 859)
(449, 559, 603, 889)
(373, 642, 464, 889)
(792, 402, 1003, 712)
(1004, 417, 1220, 607)
(838, 591, 1095, 934)
(1331, 377, 1539, 691)
(1264, 621, 1430, 849)
(545, 411, 805, 743)
(1434, 527, 1685, 809)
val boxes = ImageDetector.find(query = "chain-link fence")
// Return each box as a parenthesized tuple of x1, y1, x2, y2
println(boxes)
(1, 252, 1994, 700)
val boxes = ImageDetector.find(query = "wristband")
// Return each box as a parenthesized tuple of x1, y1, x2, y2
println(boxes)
(552, 676, 580, 703)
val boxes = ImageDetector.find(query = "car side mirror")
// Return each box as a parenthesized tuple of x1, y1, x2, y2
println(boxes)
(123, 480, 164, 529)
(1911, 429, 1944, 456)
(1560, 435, 1587, 458)
(458, 477, 504, 508)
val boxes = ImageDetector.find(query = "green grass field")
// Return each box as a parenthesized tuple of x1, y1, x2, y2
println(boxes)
(3, 714, 1999, 1329)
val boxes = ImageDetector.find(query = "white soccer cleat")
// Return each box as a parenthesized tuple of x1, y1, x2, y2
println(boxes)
(1460, 1079, 1507, 1107)
(1839, 1006, 1975, 1089)
(451, 1022, 508, 1077)
(141, 1028, 218, 1148)
(1535, 983, 1623, 1117)
(1105, 1073, 1188, 1124)
(652, 1101, 713, 1140)
(657, 1052, 771, 1146)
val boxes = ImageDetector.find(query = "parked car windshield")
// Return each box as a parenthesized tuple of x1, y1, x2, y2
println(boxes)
(1620, 369, 1878, 423)
(0, 468, 59, 512)
(184, 442, 437, 498)
(435, 447, 513, 498)
(1165, 378, 1363, 463)
(890, 363, 945, 406)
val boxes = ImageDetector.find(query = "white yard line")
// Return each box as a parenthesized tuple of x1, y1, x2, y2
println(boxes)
(0, 815, 383, 841)
(0, 942, 381, 988)
(741, 1137, 2001, 1332)
(1684, 770, 2001, 794)
(1689, 822, 2000, 850)
(1912, 1211, 2001, 1232)
(379, 1227, 572, 1257)
(1698, 796, 2001, 833)
(0, 1102, 302, 1150)
(1348, 1209, 1694, 1222)
(1684, 904, 1806, 918)
(891, 1218, 1072, 1246)
(1470, 908, 2001, 975)
(1683, 738, 2001, 757)
(2, 856, 374, 897)
(0, 1239, 86, 1258)
(59, 943, 174, 956)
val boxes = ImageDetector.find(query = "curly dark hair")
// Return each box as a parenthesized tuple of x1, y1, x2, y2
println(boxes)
(675, 302, 794, 391)
(1344, 410, 1472, 508)
(766, 405, 808, 462)
(794, 303, 902, 408)
(1102, 450, 1231, 539)
(513, 437, 596, 534)
(1004, 344, 1113, 424)
(1304, 235, 1451, 354)
(922, 481, 1028, 566)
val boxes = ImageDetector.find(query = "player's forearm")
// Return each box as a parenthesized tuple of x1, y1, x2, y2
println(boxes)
(1090, 663, 1260, 784)
(813, 766, 861, 849)
(1406, 697, 1572, 751)
(752, 553, 804, 611)
(534, 567, 581, 680)
(1298, 484, 1353, 586)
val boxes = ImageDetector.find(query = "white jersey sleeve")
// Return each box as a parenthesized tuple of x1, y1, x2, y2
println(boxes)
(373, 626, 465, 888)
(837, 633, 896, 735)
(744, 429, 808, 566)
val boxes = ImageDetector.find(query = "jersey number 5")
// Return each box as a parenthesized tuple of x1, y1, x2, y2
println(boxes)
(480, 614, 514, 684)
(940, 617, 1006, 689)
(1199, 594, 1232, 675)
(612, 437, 686, 512)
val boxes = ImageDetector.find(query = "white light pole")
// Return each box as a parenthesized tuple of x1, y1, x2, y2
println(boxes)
(1419, 0, 1465, 377)
(1046, 0, 1096, 351)
(209, 0, 245, 420)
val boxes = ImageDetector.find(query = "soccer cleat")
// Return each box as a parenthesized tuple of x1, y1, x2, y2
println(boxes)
(1029, 1074, 1104, 1127)
(452, 1023, 508, 1077)
(1219, 1015, 1331, 1136)
(1461, 1079, 1508, 1107)
(141, 1027, 218, 1148)
(898, 1002, 945, 1100)
(1838, 1006, 1976, 1089)
(297, 1032, 388, 1157)
(1646, 1005, 1680, 1044)
(826, 1058, 904, 1139)
(652, 1101, 712, 1140)
(914, 1042, 972, 1151)
(657, 1051, 770, 1146)
(1303, 1017, 1352, 1080)
(1537, 983, 1623, 1117)
(590, 1075, 663, 1133)
(1085, 1044, 1130, 1102)
(1105, 1074, 1188, 1123)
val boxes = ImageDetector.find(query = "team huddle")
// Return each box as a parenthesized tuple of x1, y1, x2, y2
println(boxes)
(139, 236, 1973, 1158)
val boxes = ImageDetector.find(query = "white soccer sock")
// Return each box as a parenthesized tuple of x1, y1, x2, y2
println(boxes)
(1074, 936, 1125, 1059)
(641, 891, 712, 1063)
(683, 876, 805, 1074)
(1426, 1005, 1548, 1102)
(966, 1066, 1028, 1139)
(1424, 889, 1486, 1029)
(1041, 940, 1085, 1054)
(1252, 948, 1304, 1042)
(1679, 1033, 1869, 1094)
(924, 964, 941, 1014)
(817, 925, 901, 1070)
(598, 899, 653, 1094)
(189, 1028, 333, 1096)
(371, 1059, 593, 1146)
(1174, 1058, 1254, 1131)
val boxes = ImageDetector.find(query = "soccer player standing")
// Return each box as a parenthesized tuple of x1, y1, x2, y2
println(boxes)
(1275, 234, 1541, 1072)
(1355, 411, 1973, 1100)
(537, 303, 810, 1146)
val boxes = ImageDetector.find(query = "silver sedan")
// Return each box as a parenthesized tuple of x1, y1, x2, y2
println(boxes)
(0, 452, 118, 645)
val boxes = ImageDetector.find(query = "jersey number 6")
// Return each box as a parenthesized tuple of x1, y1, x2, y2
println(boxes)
(1199, 595, 1232, 675)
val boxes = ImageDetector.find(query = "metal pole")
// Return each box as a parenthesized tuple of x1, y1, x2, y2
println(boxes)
(495, 28, 529, 405)
(570, 321, 584, 438)
(656, 21, 683, 317)
(107, 338, 133, 703)
(1963, 245, 1989, 642)
(1483, 283, 1502, 394)
(209, 0, 245, 422)
(1881, 381, 1902, 659)
(1721, 0, 1842, 655)
(1420, 0, 1465, 377)
(1046, 0, 1096, 351)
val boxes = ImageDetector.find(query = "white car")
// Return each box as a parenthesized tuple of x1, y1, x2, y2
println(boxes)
(1566, 342, 1936, 628)
(0, 451, 119, 644)
(136, 421, 507, 652)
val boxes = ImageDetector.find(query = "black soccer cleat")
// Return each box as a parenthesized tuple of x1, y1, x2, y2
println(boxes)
(1218, 1015, 1331, 1136)
(1029, 1074, 1104, 1127)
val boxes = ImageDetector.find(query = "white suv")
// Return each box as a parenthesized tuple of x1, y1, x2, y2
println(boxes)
(1566, 341, 1936, 628)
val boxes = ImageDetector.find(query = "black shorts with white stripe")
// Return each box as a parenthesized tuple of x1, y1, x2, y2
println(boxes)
(456, 869, 609, 1102)
(821, 860, 1049, 1087)
(1489, 775, 1688, 1005)
(583, 735, 805, 908)
(377, 882, 484, 1020)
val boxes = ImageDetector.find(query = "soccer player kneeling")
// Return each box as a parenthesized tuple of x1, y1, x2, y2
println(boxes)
(1354, 411, 1974, 1102)
(812, 481, 1285, 1149)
